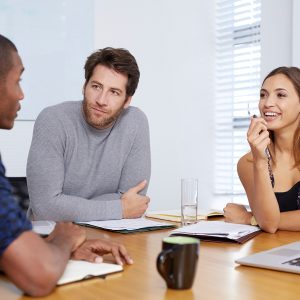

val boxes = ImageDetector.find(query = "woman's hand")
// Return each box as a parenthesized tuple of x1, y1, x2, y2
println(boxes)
(223, 203, 252, 225)
(247, 116, 270, 161)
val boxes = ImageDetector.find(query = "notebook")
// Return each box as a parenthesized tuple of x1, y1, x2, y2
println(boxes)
(146, 209, 223, 223)
(57, 260, 123, 285)
(170, 221, 261, 243)
(236, 242, 300, 274)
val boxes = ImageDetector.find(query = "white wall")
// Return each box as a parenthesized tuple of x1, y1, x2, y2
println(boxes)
(0, 0, 94, 119)
(260, 0, 293, 78)
(293, 0, 300, 66)
(0, 1, 216, 211)
(0, 121, 34, 177)
(93, 0, 215, 211)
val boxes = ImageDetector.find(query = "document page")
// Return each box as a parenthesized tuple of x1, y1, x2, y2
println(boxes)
(77, 218, 175, 231)
(172, 221, 260, 239)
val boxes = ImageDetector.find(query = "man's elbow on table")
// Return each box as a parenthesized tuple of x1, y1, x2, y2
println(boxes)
(21, 267, 58, 297)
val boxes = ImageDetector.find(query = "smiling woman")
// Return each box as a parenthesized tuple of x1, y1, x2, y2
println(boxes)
(223, 67, 300, 233)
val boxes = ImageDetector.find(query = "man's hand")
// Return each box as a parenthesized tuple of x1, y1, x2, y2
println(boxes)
(121, 180, 150, 218)
(46, 222, 86, 252)
(223, 203, 252, 225)
(71, 239, 133, 266)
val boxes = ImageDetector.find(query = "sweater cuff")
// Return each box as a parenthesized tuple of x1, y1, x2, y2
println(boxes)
(105, 199, 123, 220)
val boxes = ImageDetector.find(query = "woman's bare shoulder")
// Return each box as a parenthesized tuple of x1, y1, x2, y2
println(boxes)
(237, 152, 253, 176)
(238, 152, 252, 164)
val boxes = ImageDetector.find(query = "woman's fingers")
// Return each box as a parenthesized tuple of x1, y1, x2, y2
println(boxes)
(247, 117, 270, 158)
(247, 117, 268, 139)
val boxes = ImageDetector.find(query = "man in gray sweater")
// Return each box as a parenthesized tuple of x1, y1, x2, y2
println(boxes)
(27, 47, 151, 222)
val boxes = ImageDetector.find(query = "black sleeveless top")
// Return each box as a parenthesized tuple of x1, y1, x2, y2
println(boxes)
(275, 181, 300, 212)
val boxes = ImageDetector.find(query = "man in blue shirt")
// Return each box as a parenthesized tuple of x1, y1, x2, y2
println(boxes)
(0, 34, 133, 297)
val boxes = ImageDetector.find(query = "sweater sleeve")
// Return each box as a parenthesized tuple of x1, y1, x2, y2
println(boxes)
(117, 109, 151, 195)
(26, 108, 122, 222)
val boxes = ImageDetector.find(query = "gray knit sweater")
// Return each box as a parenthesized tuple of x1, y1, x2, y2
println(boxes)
(27, 101, 151, 221)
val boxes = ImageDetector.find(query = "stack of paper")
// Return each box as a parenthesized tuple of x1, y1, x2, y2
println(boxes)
(146, 209, 223, 223)
(171, 221, 261, 243)
(77, 218, 176, 233)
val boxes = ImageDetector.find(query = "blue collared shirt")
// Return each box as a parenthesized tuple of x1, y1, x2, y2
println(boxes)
(0, 155, 32, 257)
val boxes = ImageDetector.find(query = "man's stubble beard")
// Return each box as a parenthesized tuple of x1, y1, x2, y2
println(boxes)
(82, 98, 125, 129)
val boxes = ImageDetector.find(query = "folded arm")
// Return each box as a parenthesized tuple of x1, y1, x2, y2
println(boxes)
(234, 154, 280, 232)
(224, 153, 280, 233)
(224, 203, 300, 231)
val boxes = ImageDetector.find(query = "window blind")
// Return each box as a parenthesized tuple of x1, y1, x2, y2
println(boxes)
(214, 0, 261, 204)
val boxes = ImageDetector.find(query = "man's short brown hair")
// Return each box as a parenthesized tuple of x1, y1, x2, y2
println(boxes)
(84, 47, 140, 97)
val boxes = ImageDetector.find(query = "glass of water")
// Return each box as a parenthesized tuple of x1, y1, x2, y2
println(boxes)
(181, 178, 198, 226)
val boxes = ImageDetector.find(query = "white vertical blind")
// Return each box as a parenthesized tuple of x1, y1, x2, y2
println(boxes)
(214, 0, 261, 203)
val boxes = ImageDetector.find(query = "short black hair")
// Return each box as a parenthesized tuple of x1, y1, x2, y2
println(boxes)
(0, 34, 18, 81)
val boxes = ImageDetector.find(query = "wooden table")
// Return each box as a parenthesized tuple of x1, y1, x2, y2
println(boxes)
(2, 225, 300, 300)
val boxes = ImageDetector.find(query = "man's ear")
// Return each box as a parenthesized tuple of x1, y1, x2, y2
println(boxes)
(124, 96, 132, 109)
(82, 82, 87, 95)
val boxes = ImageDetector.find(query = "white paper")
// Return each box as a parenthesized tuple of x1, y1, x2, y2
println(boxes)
(171, 221, 260, 239)
(57, 260, 123, 285)
(32, 220, 56, 235)
(77, 218, 172, 231)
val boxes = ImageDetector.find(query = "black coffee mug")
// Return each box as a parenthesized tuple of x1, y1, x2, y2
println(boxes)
(156, 236, 199, 289)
